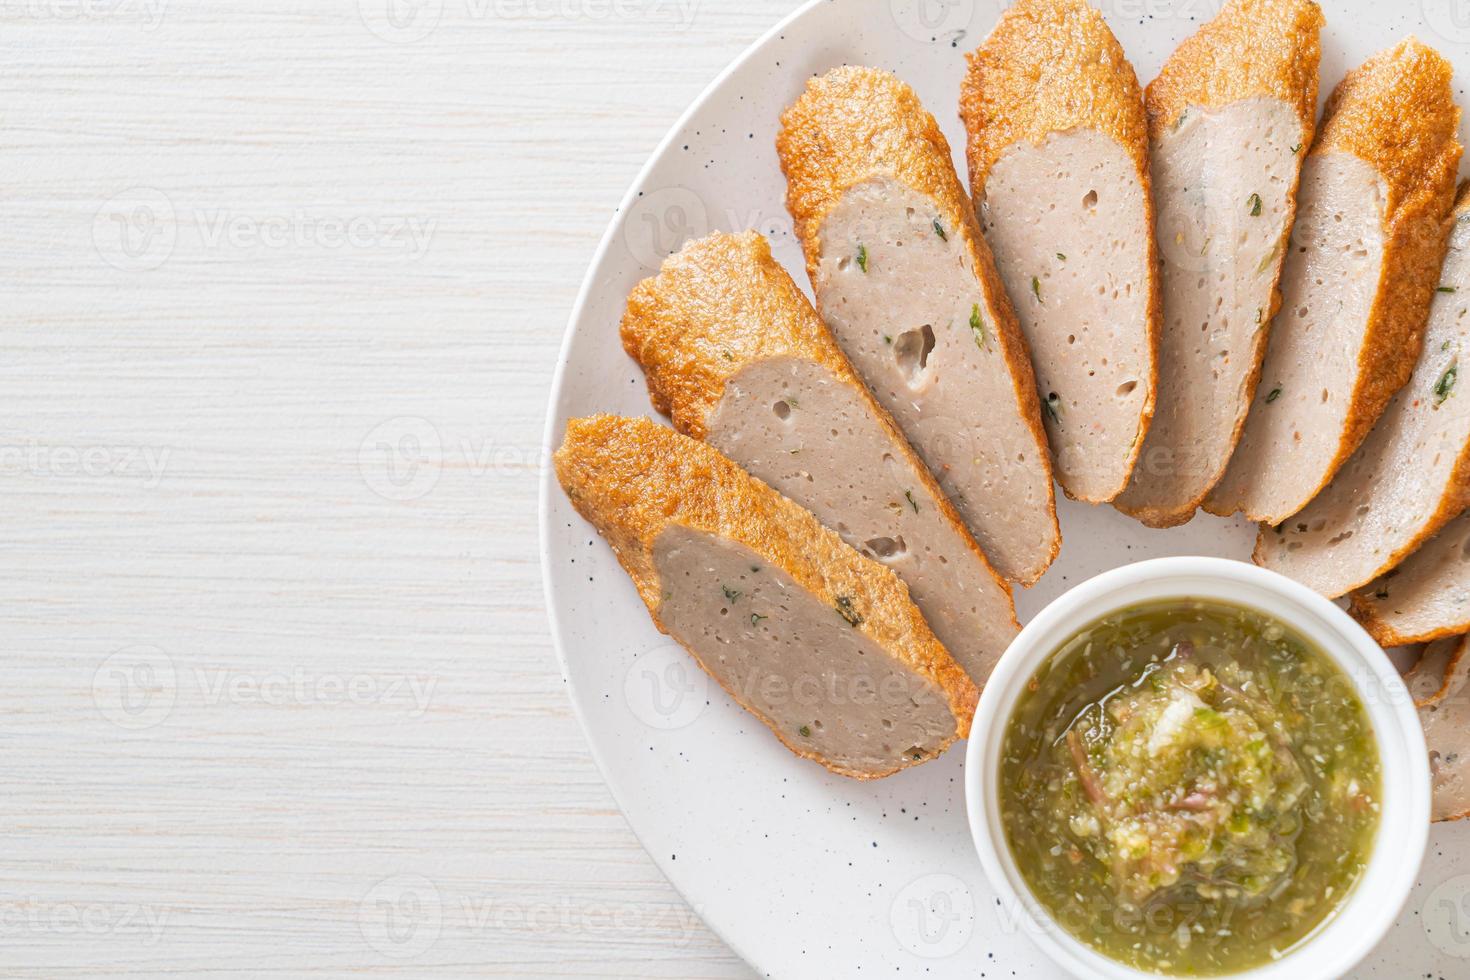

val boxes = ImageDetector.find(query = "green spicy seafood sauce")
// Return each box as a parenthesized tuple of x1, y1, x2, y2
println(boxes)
(999, 599, 1381, 975)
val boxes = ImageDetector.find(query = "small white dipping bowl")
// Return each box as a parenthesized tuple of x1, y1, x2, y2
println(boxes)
(964, 556, 1429, 980)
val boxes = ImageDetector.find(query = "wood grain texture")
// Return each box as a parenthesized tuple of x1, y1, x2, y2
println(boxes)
(0, 0, 796, 974)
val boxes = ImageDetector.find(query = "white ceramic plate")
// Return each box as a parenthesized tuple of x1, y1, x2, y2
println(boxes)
(540, 1, 1470, 975)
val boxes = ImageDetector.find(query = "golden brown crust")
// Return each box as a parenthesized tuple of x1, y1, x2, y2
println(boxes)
(1123, 502, 1192, 531)
(1410, 635, 1470, 822)
(1349, 596, 1470, 649)
(1322, 39, 1463, 481)
(1202, 38, 1463, 525)
(776, 65, 1059, 584)
(554, 415, 978, 779)
(1352, 519, 1470, 649)
(959, 0, 1158, 506)
(620, 231, 861, 442)
(1349, 510, 1470, 646)
(1387, 419, 1470, 582)
(1144, 0, 1324, 140)
(1260, 184, 1470, 589)
(779, 67, 973, 288)
(1140, 0, 1323, 526)
(621, 229, 1016, 624)
(1408, 638, 1469, 710)
(960, 0, 1150, 199)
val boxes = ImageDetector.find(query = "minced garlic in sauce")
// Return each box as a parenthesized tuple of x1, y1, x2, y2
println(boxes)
(1000, 599, 1381, 975)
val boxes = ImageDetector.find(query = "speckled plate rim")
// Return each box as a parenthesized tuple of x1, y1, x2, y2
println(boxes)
(537, 2, 828, 973)
(537, 2, 1470, 977)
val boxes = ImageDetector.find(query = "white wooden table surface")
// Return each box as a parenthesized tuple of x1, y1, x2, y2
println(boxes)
(2, 0, 797, 974)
